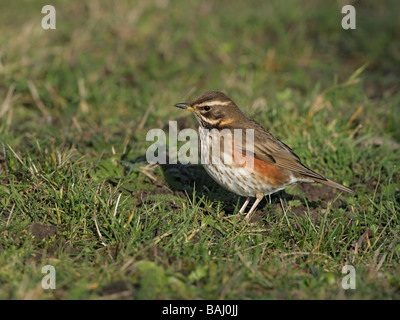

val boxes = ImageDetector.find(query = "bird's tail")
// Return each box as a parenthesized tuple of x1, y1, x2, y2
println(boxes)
(313, 177, 355, 194)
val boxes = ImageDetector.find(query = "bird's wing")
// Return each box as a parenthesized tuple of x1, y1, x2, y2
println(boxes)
(237, 119, 328, 181)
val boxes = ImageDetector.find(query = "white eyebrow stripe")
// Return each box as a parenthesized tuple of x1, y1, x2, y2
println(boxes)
(196, 100, 231, 107)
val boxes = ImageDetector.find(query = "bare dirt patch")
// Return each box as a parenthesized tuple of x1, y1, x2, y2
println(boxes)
(27, 223, 59, 240)
(26, 222, 80, 257)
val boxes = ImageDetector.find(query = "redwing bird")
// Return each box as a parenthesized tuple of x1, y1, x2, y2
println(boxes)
(175, 91, 354, 222)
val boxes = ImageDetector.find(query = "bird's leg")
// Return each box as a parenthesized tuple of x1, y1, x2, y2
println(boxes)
(239, 197, 251, 214)
(244, 193, 264, 223)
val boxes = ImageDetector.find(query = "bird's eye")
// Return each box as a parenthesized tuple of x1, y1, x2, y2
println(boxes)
(203, 106, 211, 111)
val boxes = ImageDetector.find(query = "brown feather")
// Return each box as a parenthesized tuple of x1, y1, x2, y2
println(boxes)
(235, 116, 354, 193)
(178, 91, 354, 194)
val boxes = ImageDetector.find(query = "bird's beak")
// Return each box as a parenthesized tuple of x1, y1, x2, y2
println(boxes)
(174, 103, 194, 112)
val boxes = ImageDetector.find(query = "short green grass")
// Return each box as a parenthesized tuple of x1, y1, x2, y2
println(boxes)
(0, 0, 399, 299)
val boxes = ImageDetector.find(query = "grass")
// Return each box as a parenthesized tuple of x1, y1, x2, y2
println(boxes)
(0, 0, 399, 299)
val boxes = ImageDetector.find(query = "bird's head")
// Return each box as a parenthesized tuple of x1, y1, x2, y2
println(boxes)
(174, 91, 243, 129)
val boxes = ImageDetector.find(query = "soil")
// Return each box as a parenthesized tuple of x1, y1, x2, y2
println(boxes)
(295, 182, 340, 202)
(27, 222, 58, 240)
(26, 222, 80, 257)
